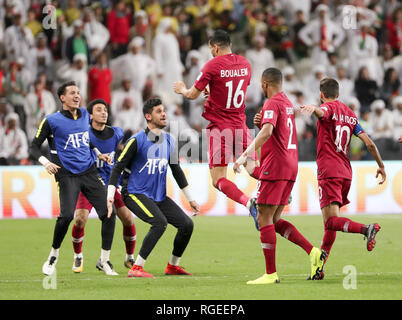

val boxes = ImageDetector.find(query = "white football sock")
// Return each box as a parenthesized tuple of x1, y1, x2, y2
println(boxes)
(135, 255, 146, 267)
(169, 255, 181, 266)
(100, 249, 110, 263)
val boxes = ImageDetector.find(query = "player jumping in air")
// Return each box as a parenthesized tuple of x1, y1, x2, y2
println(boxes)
(71, 99, 136, 275)
(234, 68, 326, 284)
(107, 98, 200, 278)
(300, 78, 386, 279)
(30, 81, 117, 276)
(174, 29, 261, 219)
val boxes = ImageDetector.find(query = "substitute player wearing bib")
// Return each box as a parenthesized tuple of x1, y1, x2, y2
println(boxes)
(30, 82, 116, 276)
(174, 29, 259, 218)
(107, 98, 200, 278)
(234, 68, 325, 285)
(71, 99, 136, 275)
(301, 78, 386, 279)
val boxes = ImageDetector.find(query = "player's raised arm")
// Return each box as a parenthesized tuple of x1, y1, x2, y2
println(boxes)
(356, 132, 386, 184)
(234, 122, 274, 173)
(300, 104, 325, 118)
(173, 81, 202, 100)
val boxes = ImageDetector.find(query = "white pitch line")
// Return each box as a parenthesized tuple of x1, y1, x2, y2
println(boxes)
(1, 271, 402, 283)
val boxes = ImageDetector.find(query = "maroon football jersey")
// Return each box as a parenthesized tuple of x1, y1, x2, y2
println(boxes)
(259, 92, 298, 181)
(316, 100, 364, 180)
(194, 53, 251, 127)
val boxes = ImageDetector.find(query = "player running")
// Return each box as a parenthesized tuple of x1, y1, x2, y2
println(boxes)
(30, 81, 117, 276)
(300, 78, 386, 279)
(174, 29, 260, 218)
(71, 99, 136, 275)
(234, 68, 326, 285)
(107, 98, 200, 278)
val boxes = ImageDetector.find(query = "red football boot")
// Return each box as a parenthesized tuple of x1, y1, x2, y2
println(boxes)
(365, 223, 381, 251)
(127, 265, 154, 278)
(165, 263, 192, 275)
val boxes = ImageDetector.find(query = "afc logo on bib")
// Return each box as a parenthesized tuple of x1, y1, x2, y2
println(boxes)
(64, 131, 90, 149)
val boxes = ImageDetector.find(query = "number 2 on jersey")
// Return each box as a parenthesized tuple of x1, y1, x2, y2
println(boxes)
(225, 80, 245, 109)
(287, 118, 296, 149)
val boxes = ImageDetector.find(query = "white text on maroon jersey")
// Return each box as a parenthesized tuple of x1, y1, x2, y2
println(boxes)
(220, 68, 248, 78)
(332, 113, 357, 125)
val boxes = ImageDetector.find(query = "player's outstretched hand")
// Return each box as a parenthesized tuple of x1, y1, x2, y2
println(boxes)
(300, 105, 316, 116)
(189, 200, 200, 216)
(174, 81, 185, 94)
(107, 197, 114, 218)
(98, 153, 113, 165)
(44, 162, 60, 175)
(376, 167, 386, 185)
(233, 154, 247, 174)
(253, 112, 261, 127)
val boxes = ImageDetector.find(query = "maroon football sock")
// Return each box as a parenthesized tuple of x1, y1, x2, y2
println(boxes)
(72, 224, 84, 254)
(123, 224, 136, 255)
(275, 219, 313, 255)
(216, 177, 249, 207)
(260, 224, 277, 274)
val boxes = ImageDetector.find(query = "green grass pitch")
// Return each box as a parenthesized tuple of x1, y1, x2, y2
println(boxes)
(1, 214, 401, 300)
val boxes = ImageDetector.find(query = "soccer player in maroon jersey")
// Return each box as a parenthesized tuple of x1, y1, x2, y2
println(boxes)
(301, 78, 386, 279)
(234, 68, 326, 284)
(174, 29, 259, 218)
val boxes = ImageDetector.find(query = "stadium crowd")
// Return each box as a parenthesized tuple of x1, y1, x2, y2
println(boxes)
(0, 0, 401, 165)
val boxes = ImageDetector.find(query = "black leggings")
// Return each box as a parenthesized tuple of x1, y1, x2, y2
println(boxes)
(122, 193, 194, 260)
(52, 171, 116, 250)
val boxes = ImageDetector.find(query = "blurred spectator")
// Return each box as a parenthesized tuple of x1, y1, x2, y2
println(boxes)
(31, 33, 54, 81)
(64, 0, 81, 26)
(0, 112, 29, 165)
(88, 51, 112, 106)
(292, 10, 308, 60)
(349, 21, 381, 83)
(25, 79, 56, 141)
(326, 52, 338, 79)
(24, 8, 42, 37)
(347, 96, 361, 119)
(65, 19, 90, 64)
(337, 66, 355, 103)
(303, 64, 325, 104)
(379, 68, 400, 108)
(113, 97, 144, 134)
(267, 14, 293, 64)
(385, 7, 402, 55)
(282, 66, 303, 101)
(57, 53, 88, 104)
(3, 61, 28, 131)
(145, 0, 163, 28)
(250, 8, 268, 41)
(0, 98, 11, 130)
(298, 4, 345, 66)
(369, 99, 394, 140)
(153, 18, 184, 105)
(4, 9, 34, 64)
(354, 66, 378, 112)
(82, 7, 110, 60)
(130, 10, 152, 55)
(110, 77, 143, 116)
(107, 0, 130, 58)
(245, 34, 275, 85)
(391, 96, 402, 141)
(111, 36, 156, 98)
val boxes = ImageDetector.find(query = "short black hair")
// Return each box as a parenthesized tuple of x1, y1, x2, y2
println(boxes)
(143, 97, 162, 120)
(320, 78, 339, 99)
(57, 81, 77, 99)
(262, 68, 282, 85)
(87, 99, 108, 114)
(209, 29, 231, 48)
